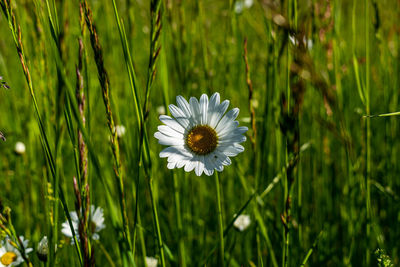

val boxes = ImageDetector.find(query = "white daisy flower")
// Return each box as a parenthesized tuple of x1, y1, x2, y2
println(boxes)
(154, 92, 248, 176)
(14, 142, 26, 155)
(145, 256, 158, 267)
(61, 205, 105, 244)
(233, 214, 251, 231)
(0, 236, 33, 267)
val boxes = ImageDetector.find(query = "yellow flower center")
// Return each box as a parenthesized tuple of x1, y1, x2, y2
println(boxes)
(1, 252, 17, 265)
(186, 125, 218, 155)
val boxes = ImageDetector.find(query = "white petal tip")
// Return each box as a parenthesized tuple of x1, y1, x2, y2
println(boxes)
(167, 162, 176, 169)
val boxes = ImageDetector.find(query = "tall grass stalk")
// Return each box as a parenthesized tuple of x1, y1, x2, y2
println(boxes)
(214, 171, 225, 267)
(43, 1, 71, 266)
(75, 5, 92, 266)
(109, 1, 148, 261)
(364, 0, 372, 265)
(283, 1, 294, 266)
(1, 1, 399, 266)
(243, 38, 256, 149)
(0, 1, 82, 265)
(300, 230, 323, 266)
(37, 0, 124, 263)
(82, 2, 133, 264)
(108, 3, 151, 265)
(172, 164, 186, 267)
(111, 0, 165, 265)
(136, 0, 166, 265)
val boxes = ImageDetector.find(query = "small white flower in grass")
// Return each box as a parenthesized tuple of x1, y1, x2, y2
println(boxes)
(154, 93, 248, 176)
(244, 0, 254, 8)
(306, 38, 313, 50)
(156, 105, 166, 115)
(0, 236, 33, 267)
(234, 1, 244, 13)
(145, 256, 158, 267)
(61, 205, 105, 244)
(36, 236, 48, 262)
(289, 35, 296, 46)
(233, 214, 251, 232)
(115, 125, 126, 138)
(234, 0, 253, 14)
(14, 142, 25, 155)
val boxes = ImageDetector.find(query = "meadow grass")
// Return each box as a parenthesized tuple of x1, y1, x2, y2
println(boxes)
(0, 0, 399, 266)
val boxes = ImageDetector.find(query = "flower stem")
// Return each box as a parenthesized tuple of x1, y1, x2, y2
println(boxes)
(214, 171, 224, 267)
(173, 172, 186, 267)
(148, 177, 166, 267)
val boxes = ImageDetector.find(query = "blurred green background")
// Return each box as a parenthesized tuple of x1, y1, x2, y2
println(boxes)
(0, 0, 399, 266)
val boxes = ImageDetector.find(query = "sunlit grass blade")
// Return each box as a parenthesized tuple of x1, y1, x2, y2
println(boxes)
(363, 111, 400, 118)
(0, 1, 83, 265)
(300, 230, 324, 266)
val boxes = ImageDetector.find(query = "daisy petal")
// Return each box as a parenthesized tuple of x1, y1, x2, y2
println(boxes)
(207, 153, 222, 172)
(168, 105, 193, 129)
(234, 126, 248, 134)
(218, 144, 245, 156)
(167, 153, 190, 163)
(176, 95, 192, 117)
(216, 164, 224, 172)
(209, 92, 220, 110)
(195, 158, 205, 176)
(61, 223, 73, 238)
(216, 108, 240, 133)
(207, 93, 220, 125)
(159, 115, 185, 133)
(209, 100, 230, 128)
(219, 134, 247, 145)
(160, 146, 191, 158)
(169, 104, 186, 118)
(70, 211, 78, 221)
(215, 151, 232, 166)
(167, 161, 177, 169)
(157, 125, 184, 138)
(176, 159, 188, 168)
(203, 156, 215, 176)
(217, 121, 239, 137)
(189, 97, 201, 124)
(200, 94, 209, 124)
(154, 132, 185, 146)
(184, 159, 197, 172)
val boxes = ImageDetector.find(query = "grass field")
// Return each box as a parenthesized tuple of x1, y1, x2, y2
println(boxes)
(0, 0, 399, 266)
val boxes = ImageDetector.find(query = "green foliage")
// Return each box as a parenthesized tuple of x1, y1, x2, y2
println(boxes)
(0, 0, 399, 266)
(375, 249, 394, 267)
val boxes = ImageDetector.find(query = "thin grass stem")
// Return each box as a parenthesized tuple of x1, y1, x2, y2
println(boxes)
(148, 177, 166, 267)
(365, 0, 371, 265)
(214, 171, 225, 267)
